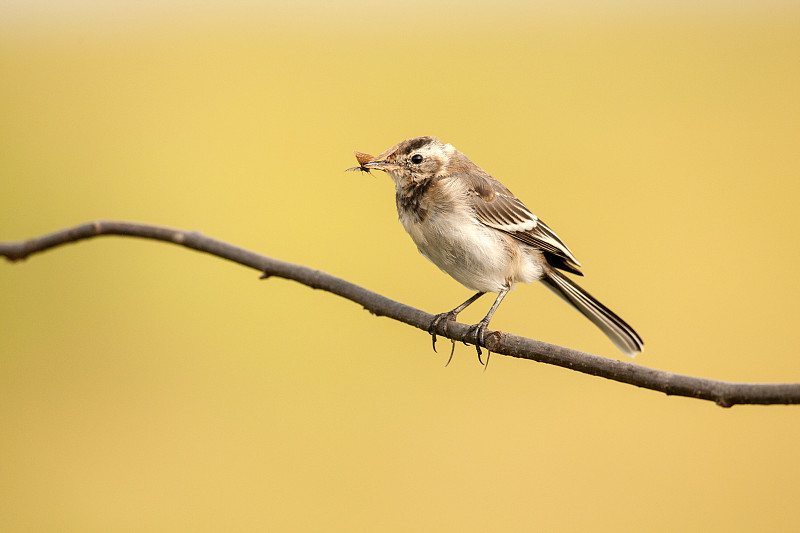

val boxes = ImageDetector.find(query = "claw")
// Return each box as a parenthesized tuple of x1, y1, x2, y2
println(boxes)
(465, 321, 489, 363)
(428, 315, 442, 353)
(428, 311, 456, 354)
(444, 341, 456, 367)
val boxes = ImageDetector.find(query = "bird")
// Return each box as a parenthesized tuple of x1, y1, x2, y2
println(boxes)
(349, 136, 643, 362)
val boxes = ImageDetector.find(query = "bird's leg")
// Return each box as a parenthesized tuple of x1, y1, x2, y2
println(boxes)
(428, 292, 485, 354)
(466, 287, 510, 363)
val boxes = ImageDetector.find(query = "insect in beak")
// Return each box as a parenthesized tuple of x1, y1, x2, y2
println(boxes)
(345, 150, 376, 174)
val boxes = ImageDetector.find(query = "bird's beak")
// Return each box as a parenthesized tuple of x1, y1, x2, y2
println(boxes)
(363, 160, 401, 172)
(347, 144, 402, 173)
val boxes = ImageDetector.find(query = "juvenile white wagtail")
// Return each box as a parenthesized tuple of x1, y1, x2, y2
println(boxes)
(348, 136, 643, 359)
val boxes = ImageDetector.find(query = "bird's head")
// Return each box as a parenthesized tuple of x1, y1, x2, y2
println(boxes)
(350, 136, 458, 187)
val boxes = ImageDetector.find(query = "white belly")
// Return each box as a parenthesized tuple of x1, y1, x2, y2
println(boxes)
(400, 208, 545, 293)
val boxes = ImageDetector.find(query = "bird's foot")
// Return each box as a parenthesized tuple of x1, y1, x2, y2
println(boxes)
(465, 320, 491, 366)
(428, 312, 458, 366)
(428, 311, 459, 354)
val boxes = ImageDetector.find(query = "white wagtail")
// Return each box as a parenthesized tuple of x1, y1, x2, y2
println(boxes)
(348, 136, 643, 361)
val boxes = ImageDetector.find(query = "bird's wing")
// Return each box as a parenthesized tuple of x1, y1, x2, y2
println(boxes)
(461, 173, 583, 275)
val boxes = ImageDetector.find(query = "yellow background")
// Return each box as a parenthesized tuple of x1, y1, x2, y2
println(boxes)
(2, 1, 799, 531)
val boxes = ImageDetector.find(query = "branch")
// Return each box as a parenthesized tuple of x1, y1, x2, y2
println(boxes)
(3, 220, 798, 408)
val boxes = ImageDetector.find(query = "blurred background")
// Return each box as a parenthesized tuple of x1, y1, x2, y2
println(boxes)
(2, 1, 799, 531)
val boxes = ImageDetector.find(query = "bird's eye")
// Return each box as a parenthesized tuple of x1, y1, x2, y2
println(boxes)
(411, 154, 424, 164)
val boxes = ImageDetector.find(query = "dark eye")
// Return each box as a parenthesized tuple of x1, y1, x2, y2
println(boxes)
(411, 154, 424, 164)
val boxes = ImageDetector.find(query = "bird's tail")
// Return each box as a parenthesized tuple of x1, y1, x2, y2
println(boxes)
(541, 269, 644, 356)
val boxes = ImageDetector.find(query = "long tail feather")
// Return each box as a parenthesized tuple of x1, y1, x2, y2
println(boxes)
(541, 270, 644, 356)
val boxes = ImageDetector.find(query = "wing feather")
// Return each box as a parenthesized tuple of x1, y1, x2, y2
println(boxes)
(459, 172, 583, 275)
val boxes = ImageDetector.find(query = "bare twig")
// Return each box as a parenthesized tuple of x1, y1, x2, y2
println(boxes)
(2, 220, 798, 407)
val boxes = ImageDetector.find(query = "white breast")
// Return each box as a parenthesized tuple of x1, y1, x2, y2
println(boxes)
(399, 203, 545, 294)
